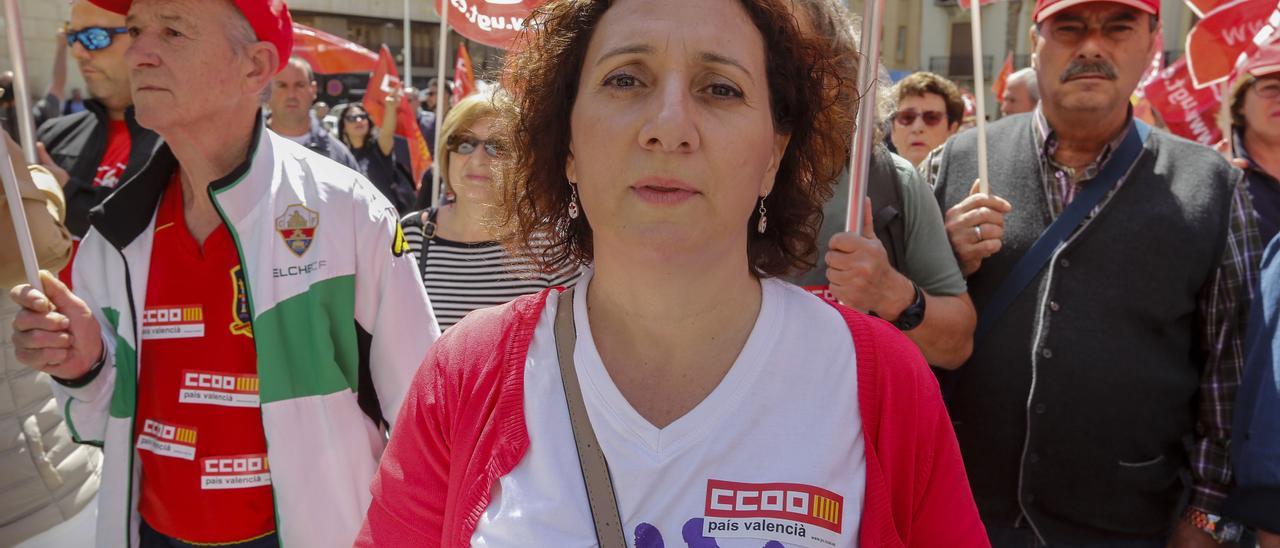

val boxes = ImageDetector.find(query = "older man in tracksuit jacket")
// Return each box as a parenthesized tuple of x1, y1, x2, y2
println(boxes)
(8, 0, 440, 546)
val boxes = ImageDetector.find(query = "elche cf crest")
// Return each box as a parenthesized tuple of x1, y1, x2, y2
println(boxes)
(275, 204, 320, 257)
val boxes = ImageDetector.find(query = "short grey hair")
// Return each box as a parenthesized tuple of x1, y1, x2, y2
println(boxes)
(1008, 67, 1039, 103)
(222, 2, 275, 102)
(286, 57, 315, 83)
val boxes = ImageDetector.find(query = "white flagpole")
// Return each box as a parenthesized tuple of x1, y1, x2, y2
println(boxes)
(970, 0, 991, 194)
(846, 0, 885, 232)
(3, 0, 44, 292)
(431, 0, 450, 207)
(4, 0, 38, 165)
(403, 0, 413, 85)
(0, 139, 40, 291)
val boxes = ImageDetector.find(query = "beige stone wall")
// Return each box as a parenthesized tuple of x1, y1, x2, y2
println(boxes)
(0, 1, 78, 105)
(847, 0, 924, 72)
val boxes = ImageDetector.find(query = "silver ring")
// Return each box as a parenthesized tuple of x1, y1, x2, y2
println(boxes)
(974, 225, 983, 242)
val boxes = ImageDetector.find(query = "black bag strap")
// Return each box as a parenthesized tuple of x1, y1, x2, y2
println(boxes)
(867, 145, 907, 271)
(975, 120, 1152, 340)
(402, 208, 439, 283)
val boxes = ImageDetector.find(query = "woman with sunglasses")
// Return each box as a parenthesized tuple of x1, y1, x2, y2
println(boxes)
(401, 88, 579, 330)
(888, 71, 965, 168)
(358, 0, 984, 545)
(334, 99, 415, 213)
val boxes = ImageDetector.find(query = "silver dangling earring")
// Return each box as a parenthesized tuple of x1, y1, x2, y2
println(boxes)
(568, 183, 581, 220)
(756, 196, 768, 234)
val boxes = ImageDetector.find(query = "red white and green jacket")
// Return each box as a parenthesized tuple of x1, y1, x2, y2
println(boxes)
(53, 115, 440, 547)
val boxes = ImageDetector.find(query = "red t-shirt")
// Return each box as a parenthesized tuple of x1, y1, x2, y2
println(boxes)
(57, 120, 133, 289)
(95, 119, 131, 189)
(133, 172, 275, 544)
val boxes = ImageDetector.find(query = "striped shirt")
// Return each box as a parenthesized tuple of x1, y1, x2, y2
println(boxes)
(403, 216, 580, 330)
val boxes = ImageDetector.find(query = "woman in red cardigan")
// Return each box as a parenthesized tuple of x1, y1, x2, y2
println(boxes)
(358, 0, 987, 546)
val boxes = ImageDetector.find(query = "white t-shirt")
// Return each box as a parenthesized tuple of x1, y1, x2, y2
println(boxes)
(280, 132, 310, 146)
(471, 272, 866, 548)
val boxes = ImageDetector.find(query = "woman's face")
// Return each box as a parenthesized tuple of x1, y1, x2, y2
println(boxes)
(343, 106, 371, 141)
(566, 0, 789, 264)
(890, 92, 959, 167)
(447, 116, 500, 207)
(1243, 76, 1280, 144)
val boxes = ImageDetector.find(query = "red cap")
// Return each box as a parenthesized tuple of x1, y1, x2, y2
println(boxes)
(1243, 42, 1280, 79)
(89, 0, 293, 72)
(1033, 0, 1160, 23)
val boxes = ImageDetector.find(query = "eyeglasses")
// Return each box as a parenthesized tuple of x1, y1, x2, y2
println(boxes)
(893, 109, 948, 127)
(1253, 79, 1280, 100)
(65, 26, 128, 52)
(344, 113, 369, 122)
(447, 135, 504, 158)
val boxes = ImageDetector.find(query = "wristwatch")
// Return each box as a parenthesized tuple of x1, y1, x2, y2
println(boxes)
(1183, 507, 1243, 543)
(891, 283, 926, 332)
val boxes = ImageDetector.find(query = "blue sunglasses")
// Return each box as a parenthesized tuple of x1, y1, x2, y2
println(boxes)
(66, 26, 128, 51)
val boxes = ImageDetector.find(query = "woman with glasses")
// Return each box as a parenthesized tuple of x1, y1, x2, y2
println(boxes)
(401, 88, 579, 330)
(334, 98, 415, 213)
(888, 71, 965, 168)
(358, 0, 984, 545)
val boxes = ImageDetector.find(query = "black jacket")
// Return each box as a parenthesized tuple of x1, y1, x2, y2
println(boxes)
(37, 100, 161, 238)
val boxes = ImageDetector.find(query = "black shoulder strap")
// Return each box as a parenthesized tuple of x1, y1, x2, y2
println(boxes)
(414, 208, 439, 281)
(975, 120, 1152, 340)
(867, 145, 907, 271)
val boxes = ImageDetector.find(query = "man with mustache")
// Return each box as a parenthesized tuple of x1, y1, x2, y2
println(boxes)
(930, 0, 1260, 545)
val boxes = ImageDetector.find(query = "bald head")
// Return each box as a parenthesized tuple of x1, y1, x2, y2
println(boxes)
(69, 0, 132, 117)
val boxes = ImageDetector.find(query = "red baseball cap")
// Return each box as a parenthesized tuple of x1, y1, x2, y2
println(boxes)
(1033, 0, 1160, 23)
(1243, 42, 1280, 79)
(88, 0, 293, 72)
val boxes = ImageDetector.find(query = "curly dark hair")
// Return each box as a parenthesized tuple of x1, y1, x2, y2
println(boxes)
(494, 0, 853, 277)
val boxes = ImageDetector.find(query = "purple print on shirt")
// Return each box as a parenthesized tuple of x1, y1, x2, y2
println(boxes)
(632, 519, 786, 548)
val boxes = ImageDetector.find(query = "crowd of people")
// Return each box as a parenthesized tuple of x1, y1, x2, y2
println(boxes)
(2, 0, 1279, 546)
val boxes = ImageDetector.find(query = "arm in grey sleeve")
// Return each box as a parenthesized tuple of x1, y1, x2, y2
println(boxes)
(896, 154, 967, 297)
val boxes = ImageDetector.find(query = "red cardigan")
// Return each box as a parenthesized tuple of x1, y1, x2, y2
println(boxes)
(357, 289, 988, 547)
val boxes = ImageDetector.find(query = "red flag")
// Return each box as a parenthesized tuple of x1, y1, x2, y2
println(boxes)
(1185, 0, 1235, 17)
(958, 0, 1001, 8)
(291, 24, 378, 74)
(992, 52, 1015, 101)
(960, 88, 978, 127)
(433, 0, 547, 50)
(1185, 0, 1280, 89)
(363, 46, 432, 189)
(451, 43, 476, 106)
(1142, 57, 1224, 146)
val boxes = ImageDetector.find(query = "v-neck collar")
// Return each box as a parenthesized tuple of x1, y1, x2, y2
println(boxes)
(568, 270, 781, 457)
(155, 172, 230, 260)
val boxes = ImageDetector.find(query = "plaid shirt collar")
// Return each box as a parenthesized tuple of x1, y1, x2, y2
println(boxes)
(1033, 104, 1136, 185)
(1232, 126, 1266, 172)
